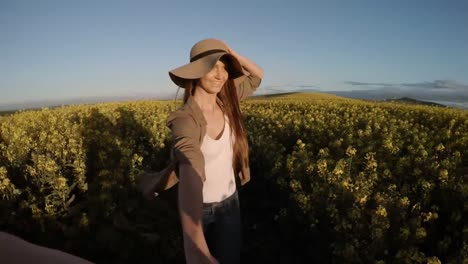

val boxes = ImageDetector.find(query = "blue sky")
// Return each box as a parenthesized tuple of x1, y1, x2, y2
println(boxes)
(1, 0, 467, 108)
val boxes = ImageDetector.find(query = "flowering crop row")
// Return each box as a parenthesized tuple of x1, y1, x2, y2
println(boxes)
(0, 94, 466, 263)
(243, 94, 467, 263)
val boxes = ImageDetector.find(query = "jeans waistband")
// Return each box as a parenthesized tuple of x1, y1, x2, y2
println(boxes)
(203, 190, 238, 210)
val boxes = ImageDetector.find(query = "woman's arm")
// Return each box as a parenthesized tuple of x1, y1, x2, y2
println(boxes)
(167, 113, 218, 264)
(219, 40, 264, 79)
(178, 164, 218, 264)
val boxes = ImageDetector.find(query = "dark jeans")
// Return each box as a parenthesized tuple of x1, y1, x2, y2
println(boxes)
(202, 190, 241, 264)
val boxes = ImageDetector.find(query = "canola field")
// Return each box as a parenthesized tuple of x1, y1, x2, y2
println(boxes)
(0, 93, 466, 263)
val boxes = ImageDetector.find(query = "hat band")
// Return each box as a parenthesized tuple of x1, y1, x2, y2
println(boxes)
(190, 49, 226, 62)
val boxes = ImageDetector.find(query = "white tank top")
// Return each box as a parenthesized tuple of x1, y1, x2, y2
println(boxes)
(200, 118, 236, 203)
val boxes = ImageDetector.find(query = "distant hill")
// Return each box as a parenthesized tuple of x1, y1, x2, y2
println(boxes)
(0, 93, 169, 112)
(252, 92, 455, 109)
(382, 97, 447, 107)
(0, 110, 18, 117)
(250, 92, 300, 98)
(0, 93, 454, 117)
(250, 92, 353, 101)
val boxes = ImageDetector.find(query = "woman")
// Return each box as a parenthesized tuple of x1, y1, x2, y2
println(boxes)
(167, 39, 263, 264)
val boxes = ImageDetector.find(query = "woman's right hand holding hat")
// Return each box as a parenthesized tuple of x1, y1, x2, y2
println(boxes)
(215, 39, 264, 79)
(216, 39, 238, 57)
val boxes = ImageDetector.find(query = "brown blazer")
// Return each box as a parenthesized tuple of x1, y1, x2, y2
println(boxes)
(139, 75, 261, 198)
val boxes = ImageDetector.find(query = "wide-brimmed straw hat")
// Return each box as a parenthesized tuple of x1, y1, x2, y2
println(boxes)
(169, 39, 246, 88)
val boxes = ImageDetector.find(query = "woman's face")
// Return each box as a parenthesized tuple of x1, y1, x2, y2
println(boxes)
(197, 60, 228, 94)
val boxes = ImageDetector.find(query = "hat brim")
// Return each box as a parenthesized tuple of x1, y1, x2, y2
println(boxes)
(169, 53, 247, 88)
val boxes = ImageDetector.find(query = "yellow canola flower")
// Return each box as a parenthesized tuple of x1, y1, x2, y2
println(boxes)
(296, 139, 306, 149)
(56, 177, 67, 189)
(439, 169, 449, 182)
(400, 197, 410, 207)
(346, 146, 356, 157)
(333, 168, 344, 176)
(341, 180, 349, 188)
(376, 205, 388, 217)
(435, 143, 445, 152)
(358, 195, 367, 205)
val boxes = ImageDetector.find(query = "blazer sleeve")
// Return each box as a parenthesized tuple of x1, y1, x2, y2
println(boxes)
(236, 74, 262, 101)
(166, 112, 205, 180)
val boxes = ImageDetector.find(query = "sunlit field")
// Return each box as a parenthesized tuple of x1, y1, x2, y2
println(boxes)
(1, 93, 466, 263)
